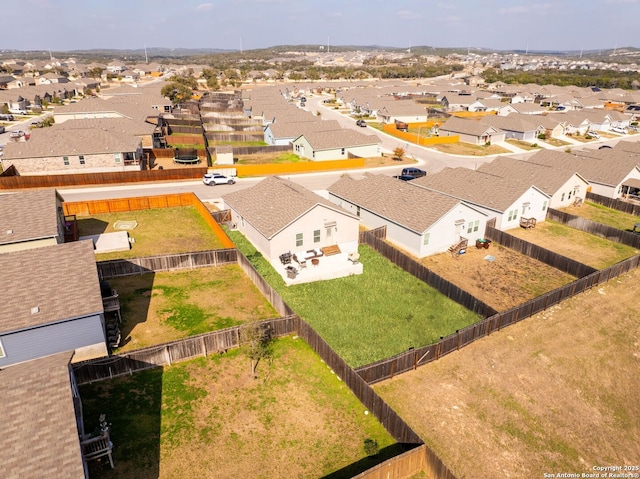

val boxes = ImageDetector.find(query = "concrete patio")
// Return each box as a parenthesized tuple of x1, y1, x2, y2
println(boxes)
(274, 243, 363, 286)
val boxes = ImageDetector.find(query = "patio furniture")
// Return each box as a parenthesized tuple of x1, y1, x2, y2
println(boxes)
(285, 265, 298, 278)
(305, 249, 323, 260)
(348, 252, 360, 264)
(311, 258, 320, 266)
(520, 217, 537, 229)
(279, 252, 292, 265)
(321, 245, 341, 256)
(293, 254, 307, 268)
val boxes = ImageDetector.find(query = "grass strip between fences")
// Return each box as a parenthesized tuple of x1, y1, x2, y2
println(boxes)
(586, 191, 640, 216)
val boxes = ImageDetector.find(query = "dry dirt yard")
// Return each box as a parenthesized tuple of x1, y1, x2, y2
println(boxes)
(374, 267, 640, 479)
(419, 243, 576, 311)
(506, 221, 639, 270)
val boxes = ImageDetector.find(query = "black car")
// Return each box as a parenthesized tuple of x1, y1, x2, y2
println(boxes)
(401, 167, 427, 178)
(356, 119, 367, 127)
(393, 174, 416, 181)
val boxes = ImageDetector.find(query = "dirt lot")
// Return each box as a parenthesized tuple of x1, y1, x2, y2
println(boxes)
(507, 221, 639, 269)
(374, 267, 640, 479)
(419, 243, 576, 311)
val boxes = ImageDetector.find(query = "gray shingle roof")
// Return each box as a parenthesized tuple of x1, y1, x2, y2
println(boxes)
(3, 126, 141, 160)
(296, 129, 380, 151)
(223, 176, 355, 238)
(477, 156, 588, 195)
(0, 351, 86, 479)
(528, 149, 640, 187)
(0, 240, 103, 333)
(328, 174, 462, 233)
(412, 167, 548, 212)
(439, 116, 499, 136)
(0, 189, 62, 246)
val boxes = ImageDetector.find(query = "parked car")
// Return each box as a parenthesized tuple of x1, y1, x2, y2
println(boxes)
(393, 174, 417, 181)
(356, 119, 367, 127)
(0, 126, 5, 134)
(586, 131, 600, 139)
(0, 114, 14, 121)
(10, 130, 25, 139)
(202, 173, 236, 186)
(611, 126, 627, 134)
(401, 167, 427, 178)
(9, 108, 28, 115)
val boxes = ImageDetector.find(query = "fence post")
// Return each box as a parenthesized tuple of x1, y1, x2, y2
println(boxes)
(201, 336, 207, 357)
(165, 345, 172, 365)
(456, 330, 461, 350)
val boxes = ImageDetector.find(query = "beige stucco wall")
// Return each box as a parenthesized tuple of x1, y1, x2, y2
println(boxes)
(0, 237, 58, 254)
(3, 149, 143, 175)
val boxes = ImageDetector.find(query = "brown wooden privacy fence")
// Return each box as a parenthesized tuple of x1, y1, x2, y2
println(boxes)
(166, 135, 205, 145)
(207, 133, 265, 142)
(355, 253, 640, 384)
(209, 144, 292, 156)
(484, 225, 598, 277)
(547, 208, 640, 248)
(168, 125, 203, 135)
(359, 225, 387, 243)
(72, 316, 299, 384)
(63, 193, 195, 215)
(586, 191, 640, 216)
(0, 168, 207, 190)
(359, 231, 498, 318)
(297, 319, 424, 446)
(97, 249, 237, 279)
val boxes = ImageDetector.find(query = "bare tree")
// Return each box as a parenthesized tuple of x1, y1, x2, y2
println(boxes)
(240, 322, 273, 378)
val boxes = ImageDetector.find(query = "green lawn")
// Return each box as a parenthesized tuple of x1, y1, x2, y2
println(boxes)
(228, 230, 482, 367)
(77, 206, 225, 260)
(562, 201, 640, 232)
(80, 337, 401, 479)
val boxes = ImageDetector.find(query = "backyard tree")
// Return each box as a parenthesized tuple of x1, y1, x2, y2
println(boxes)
(240, 322, 273, 378)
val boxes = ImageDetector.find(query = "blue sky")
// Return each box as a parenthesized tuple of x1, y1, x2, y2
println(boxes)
(2, 0, 639, 52)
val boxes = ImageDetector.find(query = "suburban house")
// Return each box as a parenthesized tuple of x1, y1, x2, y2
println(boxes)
(53, 117, 159, 151)
(327, 174, 489, 258)
(222, 176, 362, 283)
(0, 189, 71, 253)
(528, 149, 640, 199)
(412, 167, 550, 231)
(497, 102, 546, 116)
(375, 99, 429, 124)
(0, 240, 108, 368)
(467, 98, 504, 113)
(291, 129, 380, 161)
(1, 125, 144, 175)
(1, 351, 89, 478)
(437, 116, 506, 145)
(480, 115, 544, 142)
(263, 119, 342, 146)
(478, 156, 590, 208)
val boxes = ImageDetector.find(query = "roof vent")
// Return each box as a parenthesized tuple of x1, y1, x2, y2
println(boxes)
(31, 306, 40, 314)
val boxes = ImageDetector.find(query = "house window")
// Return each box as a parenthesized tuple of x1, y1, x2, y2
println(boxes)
(542, 200, 548, 211)
(508, 209, 518, 221)
(63, 156, 69, 166)
(79, 155, 85, 165)
(356, 206, 361, 217)
(466, 220, 479, 233)
(341, 148, 345, 155)
(568, 190, 572, 199)
(296, 233, 303, 247)
(313, 229, 321, 243)
(423, 232, 430, 246)
(0, 338, 5, 358)
(114, 153, 122, 163)
(561, 193, 565, 201)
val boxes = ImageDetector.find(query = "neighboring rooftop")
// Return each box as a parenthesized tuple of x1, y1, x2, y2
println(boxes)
(0, 189, 63, 246)
(0, 240, 103, 333)
(0, 351, 85, 479)
(223, 176, 355, 238)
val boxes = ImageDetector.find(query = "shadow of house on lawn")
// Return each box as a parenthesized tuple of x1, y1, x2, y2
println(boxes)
(77, 218, 110, 236)
(80, 367, 163, 479)
(105, 271, 155, 350)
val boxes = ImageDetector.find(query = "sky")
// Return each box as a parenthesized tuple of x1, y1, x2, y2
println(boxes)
(2, 0, 639, 53)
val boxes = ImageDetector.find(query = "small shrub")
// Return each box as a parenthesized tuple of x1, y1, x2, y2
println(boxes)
(364, 438, 379, 456)
(537, 133, 546, 140)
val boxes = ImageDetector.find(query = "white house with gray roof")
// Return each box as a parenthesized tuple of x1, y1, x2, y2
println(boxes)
(478, 156, 590, 208)
(529, 149, 640, 199)
(412, 168, 550, 231)
(222, 176, 361, 282)
(328, 174, 489, 258)
(0, 240, 107, 367)
(292, 129, 380, 161)
(438, 116, 505, 145)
